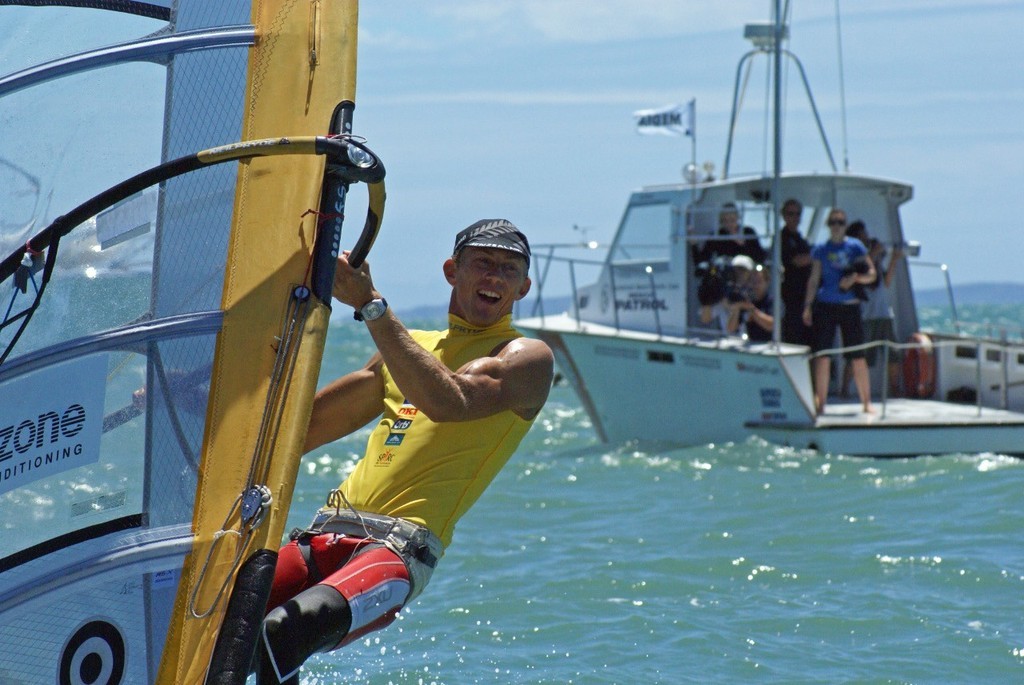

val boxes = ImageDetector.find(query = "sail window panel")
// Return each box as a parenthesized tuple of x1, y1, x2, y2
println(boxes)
(161, 48, 247, 159)
(0, 523, 180, 685)
(0, 352, 146, 559)
(153, 164, 235, 318)
(0, 572, 156, 684)
(0, 331, 216, 557)
(174, 1, 252, 30)
(145, 335, 215, 527)
(0, 63, 165, 261)
(153, 46, 249, 319)
(0, 7, 165, 75)
(0, 267, 155, 365)
(0, 332, 214, 683)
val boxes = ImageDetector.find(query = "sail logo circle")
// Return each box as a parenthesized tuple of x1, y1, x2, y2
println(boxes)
(58, 620, 126, 685)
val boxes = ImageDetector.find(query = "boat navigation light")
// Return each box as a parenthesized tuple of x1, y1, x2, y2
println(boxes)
(683, 163, 700, 184)
(743, 22, 789, 51)
(683, 162, 716, 183)
(346, 143, 375, 168)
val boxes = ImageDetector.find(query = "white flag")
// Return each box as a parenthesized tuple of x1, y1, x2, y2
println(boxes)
(634, 99, 695, 137)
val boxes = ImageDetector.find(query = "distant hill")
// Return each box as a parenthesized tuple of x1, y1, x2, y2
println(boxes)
(914, 282, 1024, 307)
(398, 295, 574, 321)
(396, 283, 1024, 318)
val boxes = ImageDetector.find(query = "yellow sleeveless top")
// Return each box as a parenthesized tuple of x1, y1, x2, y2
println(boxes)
(338, 314, 535, 548)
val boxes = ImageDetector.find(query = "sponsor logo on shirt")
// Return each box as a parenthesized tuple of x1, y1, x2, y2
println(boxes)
(392, 418, 413, 431)
(385, 433, 405, 446)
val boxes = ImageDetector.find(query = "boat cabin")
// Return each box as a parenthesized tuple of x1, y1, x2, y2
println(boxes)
(574, 173, 917, 345)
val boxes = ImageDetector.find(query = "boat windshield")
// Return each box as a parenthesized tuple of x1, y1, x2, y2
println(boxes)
(609, 200, 672, 266)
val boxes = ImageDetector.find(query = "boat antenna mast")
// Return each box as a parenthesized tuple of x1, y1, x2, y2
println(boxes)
(834, 0, 851, 172)
(769, 0, 785, 345)
(722, 9, 837, 179)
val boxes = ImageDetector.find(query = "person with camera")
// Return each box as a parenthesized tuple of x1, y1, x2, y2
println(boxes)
(697, 254, 755, 332)
(727, 262, 774, 343)
(693, 202, 767, 266)
(865, 237, 904, 395)
(840, 221, 903, 397)
(802, 208, 876, 415)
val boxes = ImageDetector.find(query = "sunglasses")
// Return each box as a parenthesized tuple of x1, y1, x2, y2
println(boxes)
(827, 218, 847, 226)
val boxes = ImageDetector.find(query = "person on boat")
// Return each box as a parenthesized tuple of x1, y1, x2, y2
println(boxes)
(779, 198, 813, 345)
(698, 254, 755, 332)
(727, 262, 774, 343)
(840, 220, 903, 397)
(802, 208, 876, 415)
(253, 219, 554, 684)
(693, 202, 767, 266)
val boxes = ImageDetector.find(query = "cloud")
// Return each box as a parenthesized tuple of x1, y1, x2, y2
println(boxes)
(430, 1, 774, 43)
(364, 1, 1021, 47)
(365, 88, 713, 108)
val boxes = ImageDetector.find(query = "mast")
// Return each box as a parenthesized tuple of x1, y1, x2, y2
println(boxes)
(770, 0, 783, 344)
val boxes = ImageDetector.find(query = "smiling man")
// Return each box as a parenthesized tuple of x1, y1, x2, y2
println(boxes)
(254, 219, 554, 684)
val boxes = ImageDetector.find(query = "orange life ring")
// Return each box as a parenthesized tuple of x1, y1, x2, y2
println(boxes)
(903, 332, 935, 398)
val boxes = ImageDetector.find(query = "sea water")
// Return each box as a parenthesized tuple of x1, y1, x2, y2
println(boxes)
(284, 306, 1024, 684)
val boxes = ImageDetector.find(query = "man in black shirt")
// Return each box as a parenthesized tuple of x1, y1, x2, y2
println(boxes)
(779, 198, 813, 345)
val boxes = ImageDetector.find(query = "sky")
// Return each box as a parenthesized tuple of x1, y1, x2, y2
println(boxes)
(349, 0, 1024, 308)
(1, 1, 1021, 310)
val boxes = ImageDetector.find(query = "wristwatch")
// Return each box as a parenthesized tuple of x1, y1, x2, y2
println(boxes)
(353, 297, 388, 322)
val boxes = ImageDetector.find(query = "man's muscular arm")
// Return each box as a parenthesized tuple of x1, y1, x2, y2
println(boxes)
(366, 311, 553, 422)
(334, 252, 554, 423)
(303, 354, 386, 453)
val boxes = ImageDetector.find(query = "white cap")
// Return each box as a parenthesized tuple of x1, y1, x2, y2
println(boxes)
(731, 254, 755, 271)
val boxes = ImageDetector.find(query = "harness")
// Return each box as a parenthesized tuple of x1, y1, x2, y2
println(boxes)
(290, 505, 443, 580)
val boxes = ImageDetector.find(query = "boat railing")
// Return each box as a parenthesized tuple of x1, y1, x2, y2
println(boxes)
(942, 320, 1024, 343)
(522, 243, 684, 338)
(520, 242, 607, 325)
(909, 259, 1024, 342)
(810, 335, 1023, 418)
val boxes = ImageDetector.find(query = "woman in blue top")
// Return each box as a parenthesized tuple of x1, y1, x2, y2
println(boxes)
(801, 208, 876, 415)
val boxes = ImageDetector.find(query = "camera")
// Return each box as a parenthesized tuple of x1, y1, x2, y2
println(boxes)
(870, 239, 921, 259)
(841, 259, 871, 300)
(696, 256, 750, 306)
(893, 240, 921, 257)
(726, 288, 750, 304)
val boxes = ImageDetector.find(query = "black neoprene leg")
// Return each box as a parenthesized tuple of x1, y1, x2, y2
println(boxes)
(254, 584, 353, 684)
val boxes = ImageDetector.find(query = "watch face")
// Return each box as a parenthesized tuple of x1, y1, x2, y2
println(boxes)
(362, 299, 386, 320)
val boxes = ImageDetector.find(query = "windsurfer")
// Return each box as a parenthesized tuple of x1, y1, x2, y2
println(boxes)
(254, 219, 554, 684)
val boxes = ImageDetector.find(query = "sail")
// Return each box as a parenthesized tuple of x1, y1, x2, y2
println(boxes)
(0, 1, 379, 683)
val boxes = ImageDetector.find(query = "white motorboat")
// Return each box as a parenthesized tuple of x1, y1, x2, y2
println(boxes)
(515, 8, 1024, 457)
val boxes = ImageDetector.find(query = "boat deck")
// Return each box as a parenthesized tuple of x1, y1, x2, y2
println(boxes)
(748, 399, 1024, 457)
(815, 398, 1024, 427)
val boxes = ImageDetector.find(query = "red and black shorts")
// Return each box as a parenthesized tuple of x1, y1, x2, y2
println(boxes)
(268, 534, 412, 648)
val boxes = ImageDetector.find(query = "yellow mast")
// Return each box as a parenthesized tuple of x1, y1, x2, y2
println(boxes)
(158, 2, 359, 682)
